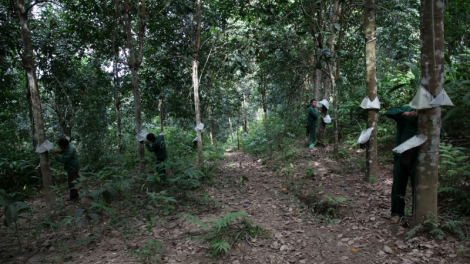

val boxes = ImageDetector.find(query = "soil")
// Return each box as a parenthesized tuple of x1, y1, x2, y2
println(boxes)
(2, 143, 470, 264)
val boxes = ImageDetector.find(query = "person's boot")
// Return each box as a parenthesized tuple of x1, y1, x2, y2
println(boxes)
(309, 143, 315, 149)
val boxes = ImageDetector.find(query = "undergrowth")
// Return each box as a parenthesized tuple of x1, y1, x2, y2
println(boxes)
(181, 211, 270, 258)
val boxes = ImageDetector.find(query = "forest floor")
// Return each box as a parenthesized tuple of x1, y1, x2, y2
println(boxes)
(2, 140, 470, 264)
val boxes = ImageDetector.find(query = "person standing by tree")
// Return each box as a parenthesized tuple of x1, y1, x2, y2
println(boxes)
(145, 133, 168, 182)
(51, 138, 80, 204)
(307, 99, 321, 149)
(385, 106, 418, 223)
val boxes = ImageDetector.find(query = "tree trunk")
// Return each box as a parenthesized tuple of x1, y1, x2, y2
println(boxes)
(314, 65, 321, 102)
(25, 73, 37, 149)
(208, 107, 213, 145)
(261, 73, 267, 119)
(412, 0, 444, 225)
(243, 93, 248, 133)
(113, 59, 123, 155)
(50, 91, 68, 137)
(16, 0, 55, 211)
(130, 68, 145, 173)
(159, 98, 164, 132)
(364, 0, 378, 182)
(113, 0, 123, 155)
(329, 0, 340, 155)
(328, 63, 339, 155)
(192, 0, 204, 165)
(115, 96, 123, 154)
(192, 60, 204, 164)
(209, 126, 214, 145)
(237, 114, 241, 150)
(229, 117, 234, 147)
(319, 75, 330, 143)
(122, 0, 146, 174)
(262, 88, 267, 119)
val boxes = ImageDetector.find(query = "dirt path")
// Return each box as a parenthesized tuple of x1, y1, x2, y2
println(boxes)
(3, 147, 470, 264)
(155, 148, 470, 264)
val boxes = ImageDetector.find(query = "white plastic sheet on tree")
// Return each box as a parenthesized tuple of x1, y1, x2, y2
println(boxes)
(357, 127, 374, 144)
(409, 86, 454, 109)
(159, 131, 166, 136)
(409, 86, 433, 109)
(136, 129, 149, 141)
(194, 123, 204, 132)
(392, 134, 428, 154)
(193, 137, 198, 142)
(322, 115, 332, 124)
(360, 96, 381, 109)
(318, 99, 329, 109)
(35, 140, 54, 153)
(430, 89, 454, 107)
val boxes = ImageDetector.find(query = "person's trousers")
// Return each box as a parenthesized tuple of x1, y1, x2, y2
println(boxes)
(67, 171, 80, 201)
(156, 159, 167, 182)
(391, 156, 415, 216)
(308, 125, 317, 146)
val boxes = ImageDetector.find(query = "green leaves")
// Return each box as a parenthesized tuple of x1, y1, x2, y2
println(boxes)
(404, 62, 420, 81)
(1, 199, 30, 227)
(386, 83, 407, 94)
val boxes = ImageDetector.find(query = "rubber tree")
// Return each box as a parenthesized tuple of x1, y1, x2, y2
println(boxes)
(122, 0, 146, 174)
(327, 0, 340, 155)
(16, 0, 55, 211)
(193, 0, 204, 164)
(412, 0, 444, 225)
(113, 0, 124, 155)
(364, 0, 378, 182)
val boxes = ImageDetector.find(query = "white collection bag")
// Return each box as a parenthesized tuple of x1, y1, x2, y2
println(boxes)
(318, 99, 329, 109)
(136, 129, 149, 141)
(357, 127, 374, 144)
(159, 131, 167, 136)
(430, 89, 454, 107)
(393, 134, 428, 154)
(360, 96, 381, 109)
(35, 140, 54, 153)
(409, 86, 433, 109)
(194, 123, 205, 132)
(322, 115, 332, 124)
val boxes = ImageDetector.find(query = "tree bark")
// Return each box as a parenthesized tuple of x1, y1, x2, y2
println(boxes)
(16, 0, 55, 211)
(314, 59, 322, 102)
(113, 0, 123, 155)
(25, 73, 37, 149)
(229, 117, 234, 147)
(319, 75, 330, 143)
(328, 63, 339, 155)
(364, 0, 378, 182)
(122, 0, 146, 174)
(192, 61, 203, 163)
(412, 0, 444, 225)
(192, 0, 204, 164)
(113, 58, 123, 155)
(159, 98, 164, 133)
(243, 93, 248, 133)
(319, 0, 339, 145)
(261, 72, 267, 119)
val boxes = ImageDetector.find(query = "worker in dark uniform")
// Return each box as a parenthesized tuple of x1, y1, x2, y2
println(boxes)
(385, 106, 418, 223)
(52, 138, 80, 203)
(145, 133, 168, 182)
(307, 99, 322, 149)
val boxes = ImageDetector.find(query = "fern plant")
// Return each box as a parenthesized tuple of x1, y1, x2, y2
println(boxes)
(406, 212, 465, 241)
(181, 211, 269, 259)
(438, 141, 470, 213)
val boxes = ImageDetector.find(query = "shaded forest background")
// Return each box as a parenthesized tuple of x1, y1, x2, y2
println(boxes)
(1, 0, 470, 260)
